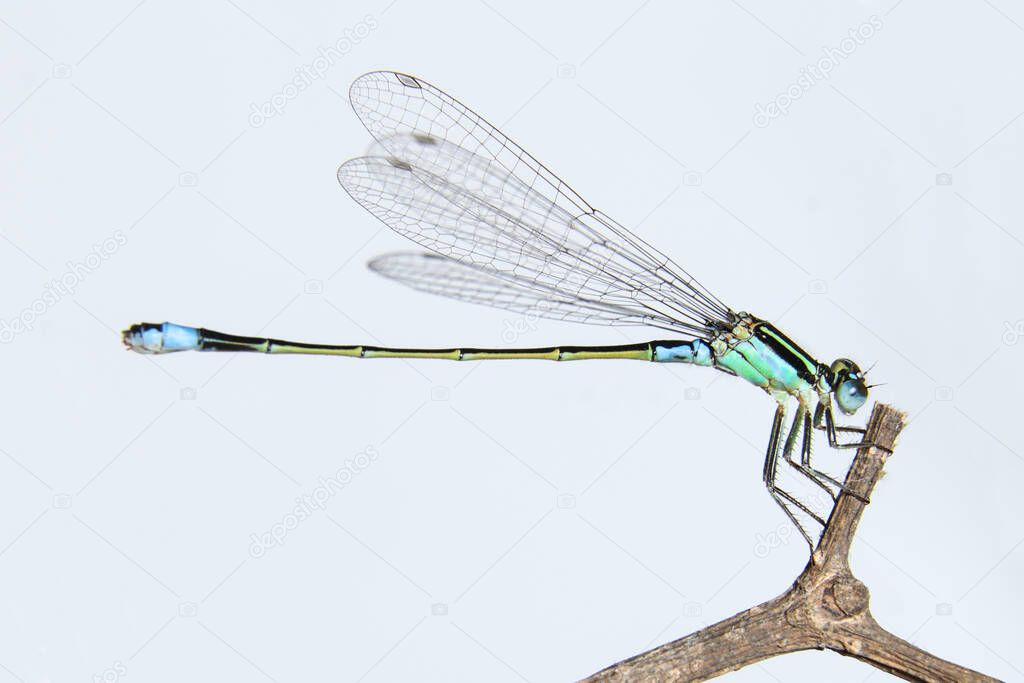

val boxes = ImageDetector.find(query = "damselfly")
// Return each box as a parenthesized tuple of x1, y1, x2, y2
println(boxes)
(123, 71, 877, 547)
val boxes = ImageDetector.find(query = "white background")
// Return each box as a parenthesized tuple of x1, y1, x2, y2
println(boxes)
(2, 1, 1023, 681)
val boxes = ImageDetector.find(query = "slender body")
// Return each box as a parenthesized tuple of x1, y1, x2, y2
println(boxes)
(123, 71, 876, 548)
(123, 321, 704, 363)
(122, 315, 842, 404)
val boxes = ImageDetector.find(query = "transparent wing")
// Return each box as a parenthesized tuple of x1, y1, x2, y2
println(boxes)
(370, 251, 689, 332)
(340, 70, 735, 338)
(341, 154, 714, 337)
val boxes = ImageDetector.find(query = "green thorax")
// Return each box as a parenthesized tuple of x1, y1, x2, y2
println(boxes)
(711, 314, 822, 397)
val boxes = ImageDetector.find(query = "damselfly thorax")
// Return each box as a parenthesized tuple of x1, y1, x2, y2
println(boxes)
(708, 314, 821, 396)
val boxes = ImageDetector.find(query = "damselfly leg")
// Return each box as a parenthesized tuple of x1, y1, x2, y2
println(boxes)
(781, 404, 839, 502)
(798, 405, 872, 503)
(814, 400, 883, 452)
(763, 398, 878, 547)
(763, 404, 827, 548)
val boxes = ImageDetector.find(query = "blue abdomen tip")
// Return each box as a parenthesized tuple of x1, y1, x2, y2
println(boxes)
(160, 323, 200, 351)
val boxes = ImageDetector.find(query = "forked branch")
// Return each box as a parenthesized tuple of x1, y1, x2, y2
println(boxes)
(583, 403, 1000, 683)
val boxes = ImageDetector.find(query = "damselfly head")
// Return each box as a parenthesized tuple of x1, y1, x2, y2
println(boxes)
(829, 358, 868, 415)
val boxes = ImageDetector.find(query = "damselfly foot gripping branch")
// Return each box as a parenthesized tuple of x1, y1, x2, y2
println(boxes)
(123, 71, 879, 548)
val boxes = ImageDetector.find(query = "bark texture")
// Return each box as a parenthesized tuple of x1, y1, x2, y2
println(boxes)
(583, 404, 1001, 683)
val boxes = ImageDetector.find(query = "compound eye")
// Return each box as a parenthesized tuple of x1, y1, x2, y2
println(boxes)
(835, 378, 868, 415)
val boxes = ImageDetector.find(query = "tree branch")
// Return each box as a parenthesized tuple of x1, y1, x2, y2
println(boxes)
(583, 403, 1001, 683)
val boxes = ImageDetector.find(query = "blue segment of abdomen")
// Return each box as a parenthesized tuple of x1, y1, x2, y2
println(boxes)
(159, 322, 201, 351)
(653, 340, 714, 366)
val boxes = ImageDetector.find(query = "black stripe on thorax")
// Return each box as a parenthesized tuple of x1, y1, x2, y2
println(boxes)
(752, 322, 820, 384)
